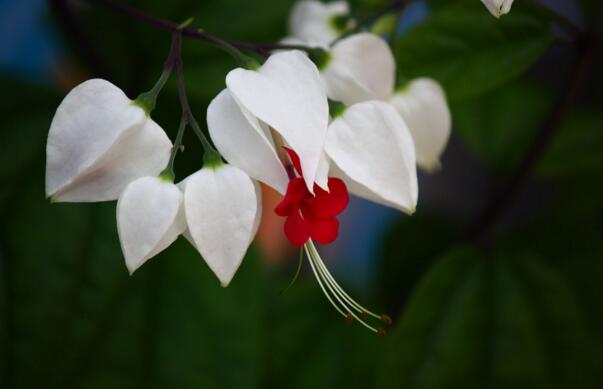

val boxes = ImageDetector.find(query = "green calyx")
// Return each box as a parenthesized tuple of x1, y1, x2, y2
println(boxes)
(132, 91, 157, 115)
(330, 14, 350, 33)
(243, 57, 261, 71)
(329, 100, 346, 118)
(395, 76, 411, 93)
(132, 68, 171, 115)
(203, 150, 223, 169)
(159, 168, 175, 183)
(308, 48, 331, 71)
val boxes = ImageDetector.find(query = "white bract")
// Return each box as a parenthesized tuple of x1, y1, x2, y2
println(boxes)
(207, 89, 289, 194)
(390, 79, 451, 171)
(117, 176, 186, 274)
(209, 50, 418, 215)
(45, 79, 172, 202)
(480, 0, 514, 18)
(322, 33, 396, 105)
(182, 163, 261, 287)
(317, 33, 451, 170)
(225, 50, 329, 193)
(326, 101, 418, 214)
(288, 0, 353, 47)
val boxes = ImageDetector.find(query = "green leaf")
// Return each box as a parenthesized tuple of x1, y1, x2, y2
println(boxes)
(1, 170, 267, 389)
(394, 0, 554, 99)
(536, 110, 603, 178)
(377, 247, 598, 389)
(377, 213, 459, 313)
(451, 80, 553, 171)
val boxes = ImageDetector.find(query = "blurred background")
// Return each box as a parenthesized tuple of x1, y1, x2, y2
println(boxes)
(0, 0, 602, 387)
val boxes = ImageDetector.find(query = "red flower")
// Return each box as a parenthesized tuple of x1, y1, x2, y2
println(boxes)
(275, 148, 349, 247)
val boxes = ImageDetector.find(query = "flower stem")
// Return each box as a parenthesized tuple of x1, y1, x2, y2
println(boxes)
(74, 0, 316, 57)
(161, 116, 187, 181)
(168, 31, 220, 158)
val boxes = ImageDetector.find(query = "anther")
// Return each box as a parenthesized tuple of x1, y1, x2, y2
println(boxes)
(346, 313, 354, 325)
(361, 311, 369, 320)
(377, 328, 387, 337)
(381, 314, 393, 326)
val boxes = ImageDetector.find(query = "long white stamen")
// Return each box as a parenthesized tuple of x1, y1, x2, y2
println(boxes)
(304, 244, 347, 318)
(305, 241, 382, 334)
(308, 241, 382, 320)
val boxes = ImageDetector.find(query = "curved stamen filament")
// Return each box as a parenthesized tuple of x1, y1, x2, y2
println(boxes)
(308, 245, 378, 333)
(304, 240, 386, 334)
(304, 245, 348, 318)
(308, 241, 382, 320)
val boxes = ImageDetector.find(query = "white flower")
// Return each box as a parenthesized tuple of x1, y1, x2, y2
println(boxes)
(321, 33, 396, 105)
(326, 101, 418, 213)
(45, 79, 172, 202)
(389, 79, 451, 171)
(207, 88, 289, 194)
(319, 33, 451, 170)
(480, 0, 514, 18)
(117, 176, 186, 274)
(205, 51, 407, 333)
(288, 0, 353, 47)
(224, 50, 329, 193)
(181, 163, 261, 287)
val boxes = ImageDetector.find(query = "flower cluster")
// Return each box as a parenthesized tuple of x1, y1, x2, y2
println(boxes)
(45, 0, 454, 333)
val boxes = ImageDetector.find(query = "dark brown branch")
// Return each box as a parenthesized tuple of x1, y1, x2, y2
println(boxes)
(74, 0, 309, 57)
(468, 16, 602, 243)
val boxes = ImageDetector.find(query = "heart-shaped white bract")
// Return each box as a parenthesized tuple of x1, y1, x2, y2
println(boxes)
(182, 164, 261, 287)
(288, 0, 351, 47)
(226, 50, 329, 193)
(480, 0, 514, 18)
(117, 176, 186, 274)
(321, 33, 395, 105)
(325, 101, 418, 214)
(207, 89, 289, 194)
(389, 78, 451, 171)
(45, 79, 172, 202)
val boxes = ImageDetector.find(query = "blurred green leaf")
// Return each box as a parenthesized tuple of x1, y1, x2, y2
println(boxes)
(260, 279, 387, 388)
(1, 168, 268, 389)
(377, 247, 597, 389)
(452, 80, 553, 171)
(394, 0, 553, 99)
(0, 79, 59, 201)
(377, 213, 460, 313)
(536, 110, 603, 178)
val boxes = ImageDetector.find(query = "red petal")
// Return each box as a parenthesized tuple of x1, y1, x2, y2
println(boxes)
(305, 215, 339, 244)
(284, 212, 310, 247)
(304, 178, 349, 219)
(283, 147, 303, 176)
(274, 178, 308, 216)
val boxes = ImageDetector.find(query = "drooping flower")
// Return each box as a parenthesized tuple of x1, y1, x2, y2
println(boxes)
(318, 33, 452, 171)
(275, 148, 349, 247)
(282, 2, 452, 172)
(206, 49, 398, 333)
(117, 175, 186, 274)
(181, 161, 262, 287)
(287, 0, 354, 47)
(224, 50, 330, 193)
(321, 33, 396, 105)
(480, 0, 514, 18)
(45, 79, 172, 202)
